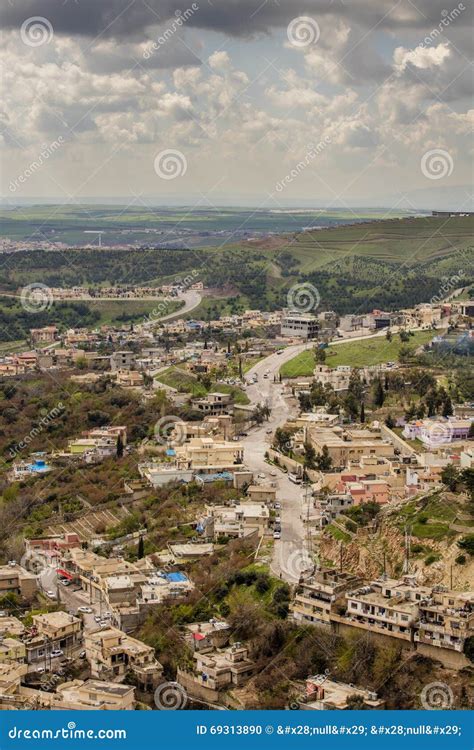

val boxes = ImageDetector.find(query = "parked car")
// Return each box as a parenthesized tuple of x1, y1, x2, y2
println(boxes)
(258, 473, 266, 479)
(270, 471, 277, 476)
(50, 649, 63, 658)
(78, 606, 93, 614)
(273, 531, 281, 540)
(45, 590, 56, 599)
(94, 615, 102, 623)
(36, 667, 45, 674)
(79, 650, 86, 659)
(274, 502, 281, 510)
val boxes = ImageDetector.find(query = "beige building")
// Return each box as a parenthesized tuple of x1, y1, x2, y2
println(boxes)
(308, 426, 393, 468)
(175, 437, 244, 472)
(0, 615, 25, 638)
(414, 590, 474, 653)
(300, 677, 384, 710)
(0, 563, 37, 600)
(52, 679, 136, 710)
(292, 570, 361, 626)
(178, 643, 255, 701)
(0, 637, 26, 664)
(247, 485, 277, 504)
(85, 627, 163, 691)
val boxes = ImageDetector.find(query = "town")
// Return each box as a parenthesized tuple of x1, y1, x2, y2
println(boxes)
(0, 282, 472, 711)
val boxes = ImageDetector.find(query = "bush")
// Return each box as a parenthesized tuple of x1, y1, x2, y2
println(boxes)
(455, 554, 466, 565)
(458, 534, 474, 556)
(424, 553, 440, 566)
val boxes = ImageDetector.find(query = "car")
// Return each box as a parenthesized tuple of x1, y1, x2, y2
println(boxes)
(103, 612, 112, 619)
(60, 579, 71, 586)
(258, 473, 266, 479)
(276, 350, 283, 355)
(78, 606, 93, 614)
(99, 621, 109, 628)
(263, 374, 268, 378)
(94, 615, 102, 623)
(275, 516, 281, 524)
(266, 428, 273, 434)
(79, 650, 86, 659)
(45, 590, 56, 599)
(274, 502, 281, 510)
(36, 667, 45, 674)
(273, 531, 281, 540)
(50, 649, 63, 658)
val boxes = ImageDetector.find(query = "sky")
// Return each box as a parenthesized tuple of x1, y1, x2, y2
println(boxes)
(1, 0, 473, 209)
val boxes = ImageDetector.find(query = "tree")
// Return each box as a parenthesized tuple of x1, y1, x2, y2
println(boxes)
(116, 434, 124, 458)
(442, 396, 453, 417)
(385, 413, 395, 429)
(360, 401, 365, 423)
(385, 329, 392, 342)
(399, 329, 410, 342)
(463, 635, 474, 663)
(303, 442, 317, 470)
(373, 379, 385, 408)
(441, 464, 459, 491)
(469, 422, 474, 438)
(315, 445, 332, 471)
(314, 346, 326, 364)
(458, 534, 474, 556)
(137, 536, 144, 559)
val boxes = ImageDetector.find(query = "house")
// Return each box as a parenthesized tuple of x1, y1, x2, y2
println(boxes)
(0, 638, 26, 664)
(185, 621, 231, 652)
(414, 590, 474, 654)
(300, 677, 384, 710)
(308, 427, 393, 468)
(30, 326, 58, 345)
(247, 485, 277, 504)
(0, 563, 37, 600)
(110, 351, 135, 371)
(85, 627, 163, 691)
(41, 679, 136, 711)
(175, 437, 244, 473)
(29, 612, 82, 657)
(115, 370, 143, 388)
(178, 643, 256, 702)
(292, 569, 361, 626)
(0, 616, 25, 639)
(191, 392, 234, 416)
(202, 502, 270, 539)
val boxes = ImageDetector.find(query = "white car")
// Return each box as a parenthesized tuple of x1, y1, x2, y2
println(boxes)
(78, 606, 93, 614)
(94, 615, 102, 623)
(273, 531, 281, 540)
(45, 590, 56, 599)
(50, 649, 63, 658)
(36, 667, 45, 674)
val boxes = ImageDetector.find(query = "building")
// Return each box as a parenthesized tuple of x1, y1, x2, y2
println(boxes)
(201, 502, 270, 539)
(308, 427, 394, 468)
(185, 621, 231, 652)
(281, 311, 319, 340)
(344, 578, 430, 642)
(175, 437, 244, 473)
(30, 326, 58, 345)
(0, 638, 26, 664)
(191, 392, 234, 417)
(0, 563, 37, 600)
(414, 589, 474, 654)
(300, 677, 384, 710)
(52, 679, 136, 710)
(247, 485, 277, 504)
(178, 643, 256, 702)
(110, 351, 135, 371)
(0, 616, 25, 639)
(292, 570, 361, 626)
(27, 612, 82, 660)
(85, 627, 163, 691)
(403, 418, 472, 447)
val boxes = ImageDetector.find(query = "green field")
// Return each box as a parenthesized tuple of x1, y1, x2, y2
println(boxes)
(155, 366, 250, 404)
(85, 298, 183, 326)
(280, 330, 437, 377)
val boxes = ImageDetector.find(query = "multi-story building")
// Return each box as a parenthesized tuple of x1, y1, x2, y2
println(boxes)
(175, 437, 244, 473)
(85, 627, 163, 691)
(191, 392, 234, 417)
(292, 570, 361, 626)
(281, 311, 319, 340)
(300, 677, 384, 710)
(414, 590, 474, 654)
(178, 643, 255, 702)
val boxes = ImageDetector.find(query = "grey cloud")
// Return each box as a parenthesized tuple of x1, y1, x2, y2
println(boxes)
(1, 0, 470, 39)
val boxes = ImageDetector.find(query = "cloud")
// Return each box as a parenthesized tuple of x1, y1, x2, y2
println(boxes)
(394, 43, 451, 72)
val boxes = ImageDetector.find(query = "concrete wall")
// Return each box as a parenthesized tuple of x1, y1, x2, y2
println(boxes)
(380, 424, 415, 457)
(268, 449, 304, 477)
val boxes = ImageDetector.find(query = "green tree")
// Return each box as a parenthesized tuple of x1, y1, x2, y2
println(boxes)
(303, 442, 317, 470)
(116, 434, 124, 458)
(441, 464, 459, 491)
(373, 379, 385, 408)
(457, 534, 474, 556)
(137, 536, 144, 559)
(315, 445, 332, 471)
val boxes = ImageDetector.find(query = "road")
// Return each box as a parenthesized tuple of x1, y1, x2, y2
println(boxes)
(141, 289, 202, 328)
(240, 327, 405, 582)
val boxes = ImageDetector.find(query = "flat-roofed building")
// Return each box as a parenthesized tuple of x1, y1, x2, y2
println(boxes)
(300, 677, 384, 710)
(85, 627, 163, 691)
(414, 590, 474, 653)
(0, 563, 37, 600)
(281, 311, 319, 340)
(292, 569, 361, 626)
